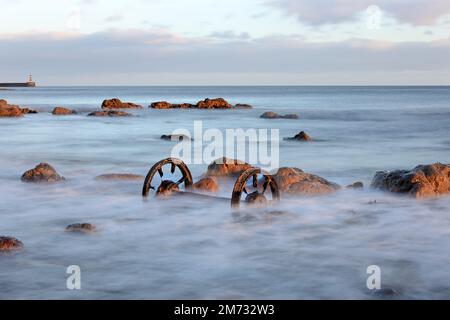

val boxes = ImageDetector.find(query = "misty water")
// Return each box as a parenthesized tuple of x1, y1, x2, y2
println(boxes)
(1, 86, 450, 299)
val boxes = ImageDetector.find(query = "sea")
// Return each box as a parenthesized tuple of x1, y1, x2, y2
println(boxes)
(0, 86, 449, 299)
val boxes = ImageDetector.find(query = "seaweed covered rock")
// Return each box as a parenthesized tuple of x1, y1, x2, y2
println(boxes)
(205, 157, 252, 177)
(273, 167, 340, 195)
(193, 176, 219, 193)
(371, 163, 450, 198)
(0, 236, 23, 251)
(101, 98, 142, 109)
(21, 163, 65, 183)
(88, 110, 131, 117)
(52, 107, 77, 115)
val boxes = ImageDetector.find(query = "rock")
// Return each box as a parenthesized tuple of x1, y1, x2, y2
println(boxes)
(0, 99, 7, 106)
(283, 114, 299, 119)
(160, 134, 191, 141)
(172, 103, 194, 109)
(196, 98, 232, 109)
(150, 101, 172, 109)
(101, 98, 142, 109)
(205, 157, 252, 177)
(285, 131, 312, 141)
(371, 163, 450, 198)
(273, 167, 340, 195)
(21, 162, 65, 183)
(95, 173, 144, 181)
(193, 177, 219, 193)
(52, 107, 77, 115)
(369, 287, 401, 298)
(245, 191, 267, 206)
(260, 112, 299, 119)
(0, 236, 23, 251)
(156, 180, 180, 197)
(88, 110, 131, 117)
(260, 111, 280, 119)
(347, 182, 364, 189)
(66, 223, 97, 234)
(0, 104, 23, 117)
(235, 103, 253, 109)
(20, 107, 38, 114)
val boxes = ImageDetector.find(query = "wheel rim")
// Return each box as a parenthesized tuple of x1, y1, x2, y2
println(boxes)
(231, 167, 280, 208)
(142, 157, 193, 197)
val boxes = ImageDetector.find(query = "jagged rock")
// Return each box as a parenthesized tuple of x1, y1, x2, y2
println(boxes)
(285, 131, 312, 141)
(193, 177, 219, 193)
(371, 163, 450, 198)
(196, 98, 232, 109)
(150, 101, 172, 109)
(52, 107, 77, 115)
(205, 157, 252, 177)
(0, 236, 23, 251)
(260, 112, 299, 119)
(88, 110, 131, 117)
(95, 173, 144, 181)
(101, 98, 142, 109)
(347, 182, 364, 189)
(273, 167, 340, 195)
(160, 134, 191, 141)
(21, 163, 65, 183)
(66, 223, 97, 234)
(235, 103, 253, 109)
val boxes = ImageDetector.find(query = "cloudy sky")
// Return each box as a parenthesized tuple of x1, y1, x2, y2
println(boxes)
(1, 0, 449, 85)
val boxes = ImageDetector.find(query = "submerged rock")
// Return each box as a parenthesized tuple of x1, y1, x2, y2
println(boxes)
(21, 162, 65, 183)
(160, 134, 191, 141)
(196, 98, 233, 109)
(52, 107, 77, 115)
(88, 110, 131, 117)
(273, 167, 340, 195)
(371, 163, 450, 198)
(347, 182, 364, 189)
(101, 98, 142, 109)
(205, 157, 252, 177)
(0, 236, 23, 251)
(260, 112, 299, 119)
(285, 131, 312, 141)
(95, 173, 144, 181)
(66, 223, 97, 234)
(193, 176, 219, 193)
(235, 103, 253, 109)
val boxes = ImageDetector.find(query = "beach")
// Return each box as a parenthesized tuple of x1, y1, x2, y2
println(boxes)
(1, 86, 450, 299)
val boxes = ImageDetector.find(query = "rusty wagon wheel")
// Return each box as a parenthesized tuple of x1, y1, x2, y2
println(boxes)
(142, 157, 193, 197)
(231, 167, 280, 208)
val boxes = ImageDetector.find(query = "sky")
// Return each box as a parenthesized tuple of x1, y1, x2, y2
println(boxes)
(1, 0, 449, 85)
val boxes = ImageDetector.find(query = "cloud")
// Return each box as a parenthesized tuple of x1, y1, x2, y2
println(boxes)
(269, 0, 450, 25)
(0, 30, 449, 84)
(104, 14, 124, 22)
